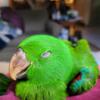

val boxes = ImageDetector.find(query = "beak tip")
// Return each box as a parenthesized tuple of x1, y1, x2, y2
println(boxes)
(10, 74, 17, 81)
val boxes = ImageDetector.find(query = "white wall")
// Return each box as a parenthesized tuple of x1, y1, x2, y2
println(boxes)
(0, 0, 10, 7)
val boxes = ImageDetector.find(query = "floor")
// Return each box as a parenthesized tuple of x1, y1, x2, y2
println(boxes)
(82, 27, 100, 50)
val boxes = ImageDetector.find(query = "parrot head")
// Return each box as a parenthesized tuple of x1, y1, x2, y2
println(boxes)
(8, 35, 99, 100)
(8, 35, 76, 100)
(9, 35, 70, 84)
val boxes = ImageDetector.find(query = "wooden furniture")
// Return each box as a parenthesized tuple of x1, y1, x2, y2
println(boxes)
(64, 0, 75, 7)
(53, 0, 78, 36)
(13, 0, 30, 9)
(56, 20, 78, 36)
(14, 0, 25, 3)
(75, 0, 92, 25)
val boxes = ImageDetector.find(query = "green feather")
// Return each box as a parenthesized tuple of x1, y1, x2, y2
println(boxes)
(15, 35, 99, 100)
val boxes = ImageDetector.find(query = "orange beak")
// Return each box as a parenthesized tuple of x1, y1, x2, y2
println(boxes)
(9, 49, 30, 80)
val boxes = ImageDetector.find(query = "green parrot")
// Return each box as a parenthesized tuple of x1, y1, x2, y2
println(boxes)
(7, 35, 99, 100)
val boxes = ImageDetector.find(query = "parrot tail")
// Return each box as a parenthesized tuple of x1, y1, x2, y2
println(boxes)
(0, 73, 12, 96)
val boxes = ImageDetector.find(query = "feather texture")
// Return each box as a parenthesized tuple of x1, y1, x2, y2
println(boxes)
(14, 35, 99, 100)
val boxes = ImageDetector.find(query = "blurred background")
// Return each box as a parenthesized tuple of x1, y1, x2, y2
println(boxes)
(0, 0, 100, 73)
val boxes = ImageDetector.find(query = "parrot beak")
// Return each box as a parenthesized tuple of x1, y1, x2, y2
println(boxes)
(9, 49, 30, 80)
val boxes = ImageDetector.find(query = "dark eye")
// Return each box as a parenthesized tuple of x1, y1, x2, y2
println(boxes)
(41, 51, 51, 58)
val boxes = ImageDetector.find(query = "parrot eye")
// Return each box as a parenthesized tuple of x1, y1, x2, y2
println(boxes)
(41, 51, 51, 58)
